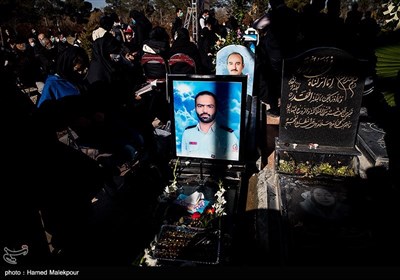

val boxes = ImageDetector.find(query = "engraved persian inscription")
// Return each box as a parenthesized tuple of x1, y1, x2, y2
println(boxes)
(284, 54, 359, 131)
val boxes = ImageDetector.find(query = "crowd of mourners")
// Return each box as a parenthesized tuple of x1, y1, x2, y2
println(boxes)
(1, 0, 385, 129)
(3, 0, 399, 265)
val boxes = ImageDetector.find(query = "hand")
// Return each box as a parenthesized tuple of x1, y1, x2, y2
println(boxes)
(125, 52, 138, 62)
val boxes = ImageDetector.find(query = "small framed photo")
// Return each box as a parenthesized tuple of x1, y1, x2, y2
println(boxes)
(215, 45, 255, 96)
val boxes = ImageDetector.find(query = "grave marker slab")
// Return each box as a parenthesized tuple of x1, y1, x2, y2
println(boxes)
(279, 47, 364, 150)
(276, 47, 365, 177)
(356, 122, 389, 168)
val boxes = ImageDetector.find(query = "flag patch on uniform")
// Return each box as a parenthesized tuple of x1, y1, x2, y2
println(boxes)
(232, 144, 238, 151)
(189, 141, 197, 145)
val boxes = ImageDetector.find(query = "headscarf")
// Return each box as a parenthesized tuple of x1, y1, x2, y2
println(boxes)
(56, 46, 89, 85)
(86, 32, 122, 84)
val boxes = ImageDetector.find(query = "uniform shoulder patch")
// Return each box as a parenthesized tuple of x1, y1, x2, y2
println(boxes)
(219, 125, 234, 133)
(185, 124, 197, 130)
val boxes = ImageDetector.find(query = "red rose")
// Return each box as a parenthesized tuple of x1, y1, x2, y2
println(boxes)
(191, 212, 201, 219)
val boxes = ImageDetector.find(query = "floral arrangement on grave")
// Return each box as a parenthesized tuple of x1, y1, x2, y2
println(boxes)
(159, 159, 227, 228)
(277, 150, 357, 177)
(137, 163, 227, 266)
(177, 180, 227, 229)
(278, 160, 356, 177)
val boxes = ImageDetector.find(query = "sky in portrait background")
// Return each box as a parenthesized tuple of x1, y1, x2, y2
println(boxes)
(216, 44, 255, 96)
(88, 0, 106, 9)
(172, 80, 243, 154)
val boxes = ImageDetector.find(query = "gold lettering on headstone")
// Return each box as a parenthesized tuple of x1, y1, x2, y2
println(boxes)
(284, 55, 359, 130)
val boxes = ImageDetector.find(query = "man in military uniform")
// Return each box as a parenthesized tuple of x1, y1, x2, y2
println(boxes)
(181, 91, 239, 160)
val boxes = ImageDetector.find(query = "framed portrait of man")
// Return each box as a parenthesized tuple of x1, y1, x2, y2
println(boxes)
(167, 74, 247, 163)
(215, 45, 255, 97)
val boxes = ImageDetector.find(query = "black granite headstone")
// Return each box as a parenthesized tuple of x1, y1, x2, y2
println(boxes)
(279, 47, 365, 150)
(356, 122, 389, 168)
(275, 48, 366, 177)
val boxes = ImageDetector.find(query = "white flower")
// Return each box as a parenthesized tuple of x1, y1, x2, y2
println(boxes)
(164, 180, 178, 194)
(140, 235, 159, 267)
(142, 248, 159, 267)
(212, 182, 227, 217)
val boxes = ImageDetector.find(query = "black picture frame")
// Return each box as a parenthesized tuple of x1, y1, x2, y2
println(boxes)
(167, 74, 247, 163)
